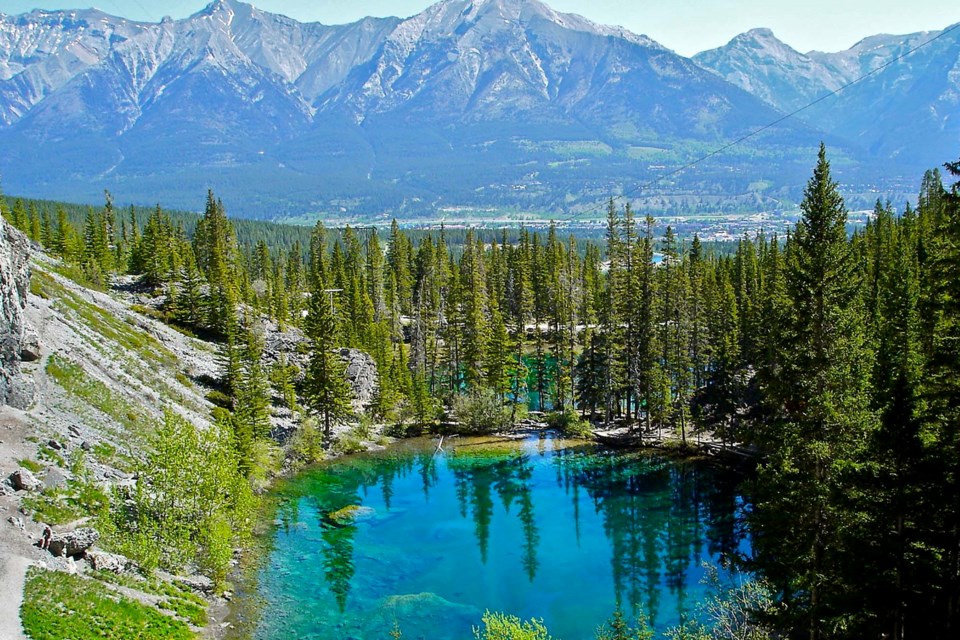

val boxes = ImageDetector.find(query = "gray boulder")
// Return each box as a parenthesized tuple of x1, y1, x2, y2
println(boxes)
(48, 527, 99, 557)
(0, 219, 31, 408)
(42, 467, 69, 491)
(20, 327, 41, 362)
(85, 549, 130, 573)
(9, 468, 40, 491)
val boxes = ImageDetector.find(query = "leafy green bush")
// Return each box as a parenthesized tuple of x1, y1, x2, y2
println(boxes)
(21, 568, 194, 640)
(384, 421, 424, 439)
(545, 411, 593, 438)
(453, 389, 513, 434)
(287, 416, 327, 468)
(204, 389, 233, 409)
(473, 611, 553, 640)
(103, 410, 256, 589)
(332, 431, 367, 456)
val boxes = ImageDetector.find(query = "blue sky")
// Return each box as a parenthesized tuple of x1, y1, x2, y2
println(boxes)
(2, 0, 956, 56)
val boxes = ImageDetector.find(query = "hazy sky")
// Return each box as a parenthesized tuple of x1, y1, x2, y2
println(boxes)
(2, 0, 956, 56)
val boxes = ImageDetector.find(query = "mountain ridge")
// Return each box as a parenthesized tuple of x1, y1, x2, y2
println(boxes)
(694, 23, 960, 162)
(0, 0, 954, 220)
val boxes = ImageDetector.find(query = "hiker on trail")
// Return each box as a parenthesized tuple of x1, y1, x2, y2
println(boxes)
(40, 524, 52, 550)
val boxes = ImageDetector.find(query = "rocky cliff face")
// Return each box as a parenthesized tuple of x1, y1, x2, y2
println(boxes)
(261, 322, 378, 414)
(0, 219, 30, 408)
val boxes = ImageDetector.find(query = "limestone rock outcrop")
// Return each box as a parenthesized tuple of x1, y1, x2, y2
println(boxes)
(48, 527, 100, 557)
(20, 327, 41, 362)
(85, 549, 131, 573)
(340, 348, 377, 412)
(0, 219, 31, 407)
(260, 320, 378, 413)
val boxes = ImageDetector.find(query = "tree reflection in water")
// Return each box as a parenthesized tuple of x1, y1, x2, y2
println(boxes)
(259, 436, 748, 638)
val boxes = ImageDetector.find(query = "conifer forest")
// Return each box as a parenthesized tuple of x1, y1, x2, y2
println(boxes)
(5, 145, 960, 639)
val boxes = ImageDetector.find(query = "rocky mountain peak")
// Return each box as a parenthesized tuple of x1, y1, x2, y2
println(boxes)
(197, 0, 245, 17)
(694, 27, 847, 113)
(739, 27, 776, 40)
(706, 27, 802, 61)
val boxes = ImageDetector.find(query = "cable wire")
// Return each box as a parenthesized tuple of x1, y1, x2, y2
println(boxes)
(567, 21, 960, 221)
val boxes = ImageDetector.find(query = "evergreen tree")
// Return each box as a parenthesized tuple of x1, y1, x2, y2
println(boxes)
(235, 321, 272, 447)
(751, 144, 876, 637)
(194, 191, 240, 335)
(303, 286, 352, 442)
(916, 156, 960, 637)
(703, 267, 740, 444)
(270, 354, 301, 415)
(602, 201, 626, 422)
(460, 231, 488, 389)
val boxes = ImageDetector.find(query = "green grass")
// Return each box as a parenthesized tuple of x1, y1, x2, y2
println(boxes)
(45, 354, 151, 440)
(29, 272, 51, 299)
(88, 569, 209, 626)
(90, 571, 205, 605)
(20, 492, 87, 525)
(16, 458, 43, 473)
(46, 261, 107, 293)
(33, 270, 176, 368)
(627, 145, 672, 161)
(21, 568, 195, 640)
(550, 140, 613, 157)
(92, 440, 117, 461)
(36, 443, 66, 468)
(158, 598, 208, 627)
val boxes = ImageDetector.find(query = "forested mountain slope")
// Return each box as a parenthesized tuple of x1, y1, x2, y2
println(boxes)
(695, 23, 960, 167)
(0, 0, 837, 219)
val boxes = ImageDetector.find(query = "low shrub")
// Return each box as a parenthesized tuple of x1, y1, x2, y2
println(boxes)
(204, 389, 233, 409)
(545, 411, 593, 438)
(452, 389, 513, 434)
(473, 611, 553, 640)
(17, 458, 43, 473)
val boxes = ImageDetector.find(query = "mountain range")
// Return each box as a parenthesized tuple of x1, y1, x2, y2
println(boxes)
(694, 26, 960, 164)
(0, 0, 956, 221)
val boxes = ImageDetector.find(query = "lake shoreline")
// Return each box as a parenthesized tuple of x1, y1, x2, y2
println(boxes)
(219, 428, 753, 639)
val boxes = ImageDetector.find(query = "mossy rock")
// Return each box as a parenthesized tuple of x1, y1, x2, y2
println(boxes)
(325, 505, 375, 525)
(365, 592, 481, 636)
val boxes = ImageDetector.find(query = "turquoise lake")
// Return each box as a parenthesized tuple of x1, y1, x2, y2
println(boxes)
(244, 435, 750, 639)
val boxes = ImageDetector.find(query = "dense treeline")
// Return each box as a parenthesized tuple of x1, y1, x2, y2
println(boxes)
(5, 146, 960, 638)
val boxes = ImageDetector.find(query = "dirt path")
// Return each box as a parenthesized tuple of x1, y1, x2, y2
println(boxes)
(0, 552, 29, 639)
(1, 404, 44, 640)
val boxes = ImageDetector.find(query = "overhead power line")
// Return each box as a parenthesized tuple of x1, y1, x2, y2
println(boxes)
(569, 21, 960, 221)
